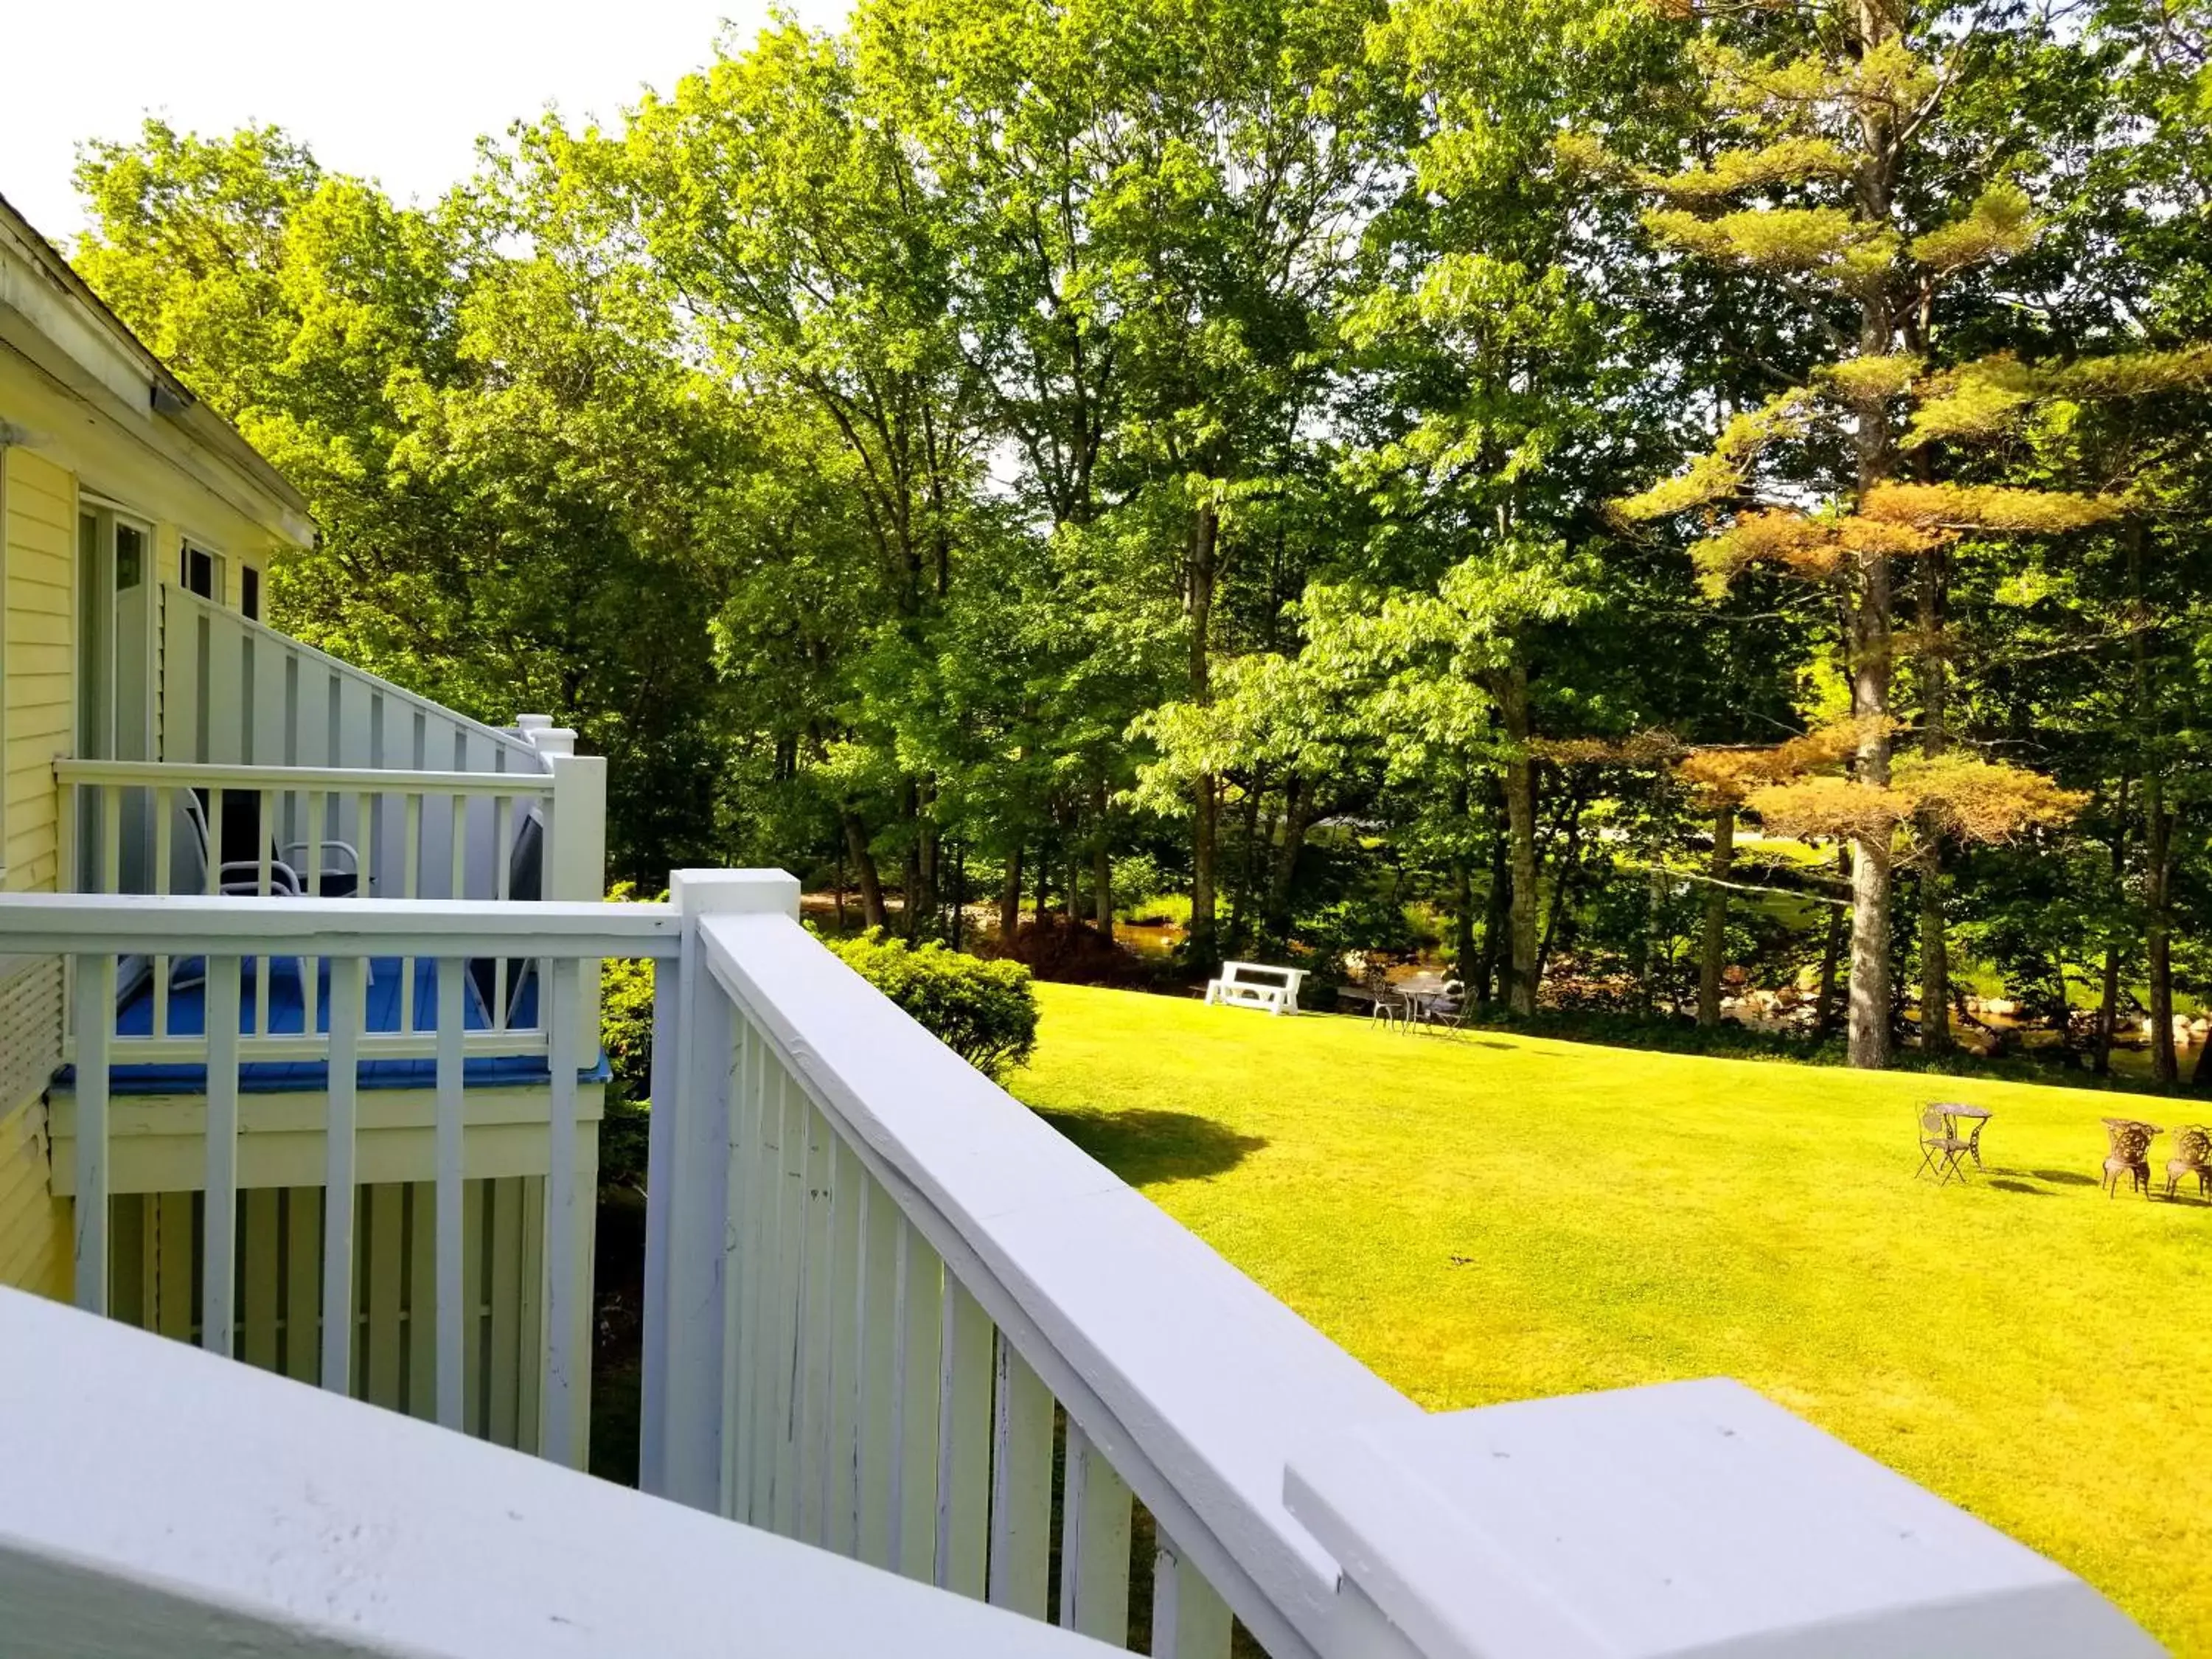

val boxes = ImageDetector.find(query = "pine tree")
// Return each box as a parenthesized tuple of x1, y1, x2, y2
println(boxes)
(1599, 0, 2205, 1066)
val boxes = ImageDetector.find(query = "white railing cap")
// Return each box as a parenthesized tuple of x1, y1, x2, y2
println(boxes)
(0, 892, 681, 959)
(1282, 1377, 2158, 1659)
(0, 1287, 1108, 1658)
(672, 868, 801, 919)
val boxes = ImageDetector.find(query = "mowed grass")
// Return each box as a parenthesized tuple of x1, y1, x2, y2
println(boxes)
(1009, 983, 2212, 1655)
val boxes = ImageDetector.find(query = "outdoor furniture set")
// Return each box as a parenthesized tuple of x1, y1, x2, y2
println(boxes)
(1365, 969, 1471, 1037)
(1916, 1104, 2212, 1200)
(2099, 1118, 2212, 1200)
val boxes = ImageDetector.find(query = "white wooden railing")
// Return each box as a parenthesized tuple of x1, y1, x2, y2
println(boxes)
(0, 1284, 1112, 1658)
(0, 874, 2160, 1657)
(635, 872, 2159, 1659)
(0, 893, 675, 1467)
(159, 580, 544, 775)
(54, 753, 606, 1051)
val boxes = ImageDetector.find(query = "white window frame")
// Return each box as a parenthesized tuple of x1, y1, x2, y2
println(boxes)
(179, 538, 227, 606)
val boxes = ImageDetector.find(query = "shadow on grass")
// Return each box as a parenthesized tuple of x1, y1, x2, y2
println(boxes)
(2030, 1169, 2101, 1187)
(1036, 1105, 1267, 1185)
(1987, 1178, 2055, 1197)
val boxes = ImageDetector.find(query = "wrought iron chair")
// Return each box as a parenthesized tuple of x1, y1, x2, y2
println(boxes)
(2101, 1118, 2160, 1198)
(1363, 964, 1410, 1032)
(1916, 1104, 1974, 1186)
(1412, 980, 1471, 1037)
(2165, 1124, 2211, 1200)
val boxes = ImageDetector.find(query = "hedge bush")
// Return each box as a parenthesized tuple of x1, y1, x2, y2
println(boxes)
(827, 929, 1040, 1080)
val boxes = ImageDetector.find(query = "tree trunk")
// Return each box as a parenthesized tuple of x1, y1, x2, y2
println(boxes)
(1264, 773, 1315, 942)
(2094, 945, 2121, 1078)
(1638, 866, 1663, 1014)
(2093, 803, 2127, 1077)
(1227, 779, 1262, 948)
(1475, 824, 1509, 1006)
(2148, 789, 2178, 1084)
(898, 778, 925, 942)
(2130, 526, 2177, 1085)
(914, 785, 939, 943)
(1697, 804, 1736, 1028)
(1091, 777, 1113, 939)
(1497, 664, 1540, 1017)
(1186, 500, 1220, 967)
(842, 810, 887, 931)
(1034, 838, 1051, 925)
(1916, 554, 1951, 1054)
(998, 846, 1024, 940)
(1845, 58, 1899, 1070)
(1452, 856, 1475, 982)
(1845, 543, 1895, 1067)
(949, 844, 966, 950)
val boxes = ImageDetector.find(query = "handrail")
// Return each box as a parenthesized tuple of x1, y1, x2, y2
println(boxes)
(0, 1287, 1112, 1658)
(159, 580, 546, 775)
(0, 893, 676, 959)
(56, 757, 557, 796)
(663, 888, 1416, 1659)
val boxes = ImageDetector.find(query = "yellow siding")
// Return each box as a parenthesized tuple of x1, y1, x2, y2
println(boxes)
(5, 445, 74, 894)
(0, 1093, 69, 1300)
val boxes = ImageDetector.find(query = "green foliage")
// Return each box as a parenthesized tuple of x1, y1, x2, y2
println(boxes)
(824, 929, 1041, 1079)
(53, 0, 2212, 1090)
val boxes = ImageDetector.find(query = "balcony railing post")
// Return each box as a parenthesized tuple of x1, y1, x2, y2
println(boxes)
(641, 869, 801, 1512)
(1281, 1379, 2163, 1659)
(543, 748, 606, 1040)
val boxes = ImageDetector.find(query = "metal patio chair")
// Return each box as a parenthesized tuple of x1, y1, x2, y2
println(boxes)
(1916, 1104, 1974, 1186)
(2166, 1124, 2211, 1200)
(2101, 1118, 2160, 1198)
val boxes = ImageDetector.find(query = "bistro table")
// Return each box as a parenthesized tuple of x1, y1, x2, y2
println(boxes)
(1930, 1102, 1993, 1170)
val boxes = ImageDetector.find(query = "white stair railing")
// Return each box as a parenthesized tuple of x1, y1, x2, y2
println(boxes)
(640, 872, 2161, 1659)
(158, 580, 545, 775)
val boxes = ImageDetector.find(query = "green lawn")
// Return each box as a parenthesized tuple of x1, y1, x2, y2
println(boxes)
(1009, 983, 2212, 1656)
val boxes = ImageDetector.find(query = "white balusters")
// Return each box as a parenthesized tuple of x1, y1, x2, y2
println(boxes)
(988, 1337, 1055, 1618)
(1152, 1537, 1234, 1659)
(1060, 1427, 1134, 1643)
(435, 957, 467, 1430)
(72, 951, 114, 1315)
(935, 1279, 994, 1599)
(321, 955, 363, 1392)
(542, 956, 583, 1467)
(202, 956, 241, 1357)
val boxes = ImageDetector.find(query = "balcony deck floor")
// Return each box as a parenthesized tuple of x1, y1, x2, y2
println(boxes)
(68, 957, 608, 1095)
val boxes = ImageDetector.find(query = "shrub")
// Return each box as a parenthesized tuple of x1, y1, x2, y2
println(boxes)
(827, 929, 1040, 1080)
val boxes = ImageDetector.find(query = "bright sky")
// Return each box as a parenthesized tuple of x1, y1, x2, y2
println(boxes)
(3, 0, 852, 243)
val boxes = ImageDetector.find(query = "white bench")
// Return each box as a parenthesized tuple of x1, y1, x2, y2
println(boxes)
(1204, 960, 1306, 1015)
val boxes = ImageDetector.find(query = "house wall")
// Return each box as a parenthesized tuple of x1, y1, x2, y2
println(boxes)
(4, 444, 74, 892)
(0, 344, 291, 1301)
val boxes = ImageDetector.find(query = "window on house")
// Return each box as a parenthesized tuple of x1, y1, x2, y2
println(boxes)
(114, 524, 145, 590)
(181, 543, 224, 602)
(241, 565, 261, 621)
